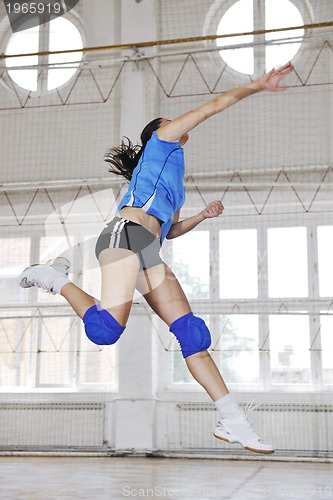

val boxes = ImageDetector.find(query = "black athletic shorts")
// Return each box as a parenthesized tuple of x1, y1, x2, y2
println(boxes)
(95, 217, 164, 271)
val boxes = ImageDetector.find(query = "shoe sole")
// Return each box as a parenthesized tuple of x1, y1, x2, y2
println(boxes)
(213, 432, 275, 455)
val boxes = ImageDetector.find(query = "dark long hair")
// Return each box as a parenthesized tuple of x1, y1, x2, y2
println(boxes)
(104, 117, 163, 181)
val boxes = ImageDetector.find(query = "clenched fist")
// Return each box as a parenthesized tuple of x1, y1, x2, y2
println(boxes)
(200, 201, 224, 219)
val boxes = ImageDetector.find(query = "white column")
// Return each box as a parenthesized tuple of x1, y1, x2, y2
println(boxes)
(112, 0, 158, 450)
(119, 0, 157, 142)
(114, 308, 156, 450)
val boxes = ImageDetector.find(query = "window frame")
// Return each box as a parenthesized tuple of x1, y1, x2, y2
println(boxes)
(1, 212, 332, 395)
(167, 210, 333, 394)
(203, 0, 313, 76)
(2, 12, 85, 95)
(0, 225, 117, 393)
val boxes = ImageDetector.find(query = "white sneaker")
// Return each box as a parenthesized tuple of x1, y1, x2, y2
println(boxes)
(18, 258, 70, 294)
(51, 257, 70, 276)
(214, 406, 274, 454)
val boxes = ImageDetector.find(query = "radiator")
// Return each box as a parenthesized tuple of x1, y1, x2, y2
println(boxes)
(176, 403, 333, 453)
(0, 403, 105, 449)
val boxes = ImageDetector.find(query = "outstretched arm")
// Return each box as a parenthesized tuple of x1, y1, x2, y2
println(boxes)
(157, 62, 294, 143)
(166, 201, 224, 240)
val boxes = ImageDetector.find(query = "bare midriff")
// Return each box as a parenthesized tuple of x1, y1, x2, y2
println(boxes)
(118, 206, 162, 239)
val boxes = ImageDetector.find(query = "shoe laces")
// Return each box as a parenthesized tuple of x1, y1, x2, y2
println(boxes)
(244, 400, 262, 414)
(237, 400, 262, 433)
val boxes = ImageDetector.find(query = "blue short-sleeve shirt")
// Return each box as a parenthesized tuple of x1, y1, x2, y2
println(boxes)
(117, 132, 186, 241)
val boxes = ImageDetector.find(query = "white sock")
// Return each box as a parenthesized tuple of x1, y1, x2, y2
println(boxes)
(52, 277, 71, 295)
(215, 394, 240, 418)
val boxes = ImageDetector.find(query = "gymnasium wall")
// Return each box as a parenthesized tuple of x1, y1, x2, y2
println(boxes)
(0, 0, 332, 457)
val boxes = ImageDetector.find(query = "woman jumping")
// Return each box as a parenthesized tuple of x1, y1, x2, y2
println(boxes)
(19, 62, 294, 454)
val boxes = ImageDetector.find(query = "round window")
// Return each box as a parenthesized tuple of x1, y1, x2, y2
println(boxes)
(5, 17, 83, 92)
(216, 0, 304, 74)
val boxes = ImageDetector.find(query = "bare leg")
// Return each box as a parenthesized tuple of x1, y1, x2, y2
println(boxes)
(185, 351, 228, 401)
(136, 263, 229, 401)
(61, 248, 140, 325)
(61, 283, 97, 319)
(136, 263, 190, 325)
(98, 248, 140, 326)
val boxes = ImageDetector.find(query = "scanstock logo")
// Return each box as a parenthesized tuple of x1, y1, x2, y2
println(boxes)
(3, 0, 80, 32)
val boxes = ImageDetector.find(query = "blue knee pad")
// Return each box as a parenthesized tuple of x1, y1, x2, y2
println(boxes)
(83, 305, 125, 346)
(169, 312, 211, 358)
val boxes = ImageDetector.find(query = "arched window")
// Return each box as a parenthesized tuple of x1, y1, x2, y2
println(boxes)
(5, 16, 83, 92)
(216, 0, 305, 74)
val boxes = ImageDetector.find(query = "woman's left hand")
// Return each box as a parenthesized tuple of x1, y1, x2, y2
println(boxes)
(201, 201, 224, 219)
(258, 62, 294, 91)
